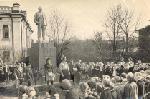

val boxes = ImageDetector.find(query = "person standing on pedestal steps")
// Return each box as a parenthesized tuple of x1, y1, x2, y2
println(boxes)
(34, 6, 47, 42)
(44, 58, 55, 85)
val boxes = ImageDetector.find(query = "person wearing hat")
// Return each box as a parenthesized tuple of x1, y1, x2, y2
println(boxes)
(123, 72, 138, 99)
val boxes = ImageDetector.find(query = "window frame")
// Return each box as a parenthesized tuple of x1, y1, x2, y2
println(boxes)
(3, 25, 9, 39)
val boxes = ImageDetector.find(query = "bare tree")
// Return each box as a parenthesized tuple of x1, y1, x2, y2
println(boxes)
(47, 10, 71, 66)
(118, 7, 140, 55)
(104, 4, 140, 59)
(104, 4, 123, 58)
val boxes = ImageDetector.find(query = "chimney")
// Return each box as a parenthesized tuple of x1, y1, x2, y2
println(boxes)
(12, 3, 20, 13)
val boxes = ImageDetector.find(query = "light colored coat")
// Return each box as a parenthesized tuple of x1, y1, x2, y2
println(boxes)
(123, 82, 138, 99)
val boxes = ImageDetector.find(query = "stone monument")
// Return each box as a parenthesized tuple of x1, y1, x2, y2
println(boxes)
(29, 6, 57, 84)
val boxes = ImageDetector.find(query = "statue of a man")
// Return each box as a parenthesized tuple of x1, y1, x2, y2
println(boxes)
(34, 6, 47, 41)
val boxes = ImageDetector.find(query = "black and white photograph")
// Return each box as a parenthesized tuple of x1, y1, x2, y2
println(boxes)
(0, 0, 150, 99)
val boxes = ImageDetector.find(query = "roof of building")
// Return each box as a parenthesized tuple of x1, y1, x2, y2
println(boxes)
(0, 3, 33, 33)
(13, 2, 20, 6)
(139, 25, 150, 32)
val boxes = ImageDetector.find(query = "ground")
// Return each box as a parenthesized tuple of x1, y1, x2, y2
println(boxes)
(0, 81, 18, 99)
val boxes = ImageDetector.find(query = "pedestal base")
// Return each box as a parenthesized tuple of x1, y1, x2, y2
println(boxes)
(29, 42, 57, 84)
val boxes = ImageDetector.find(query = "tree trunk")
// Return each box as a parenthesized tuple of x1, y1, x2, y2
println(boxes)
(125, 33, 129, 55)
(112, 24, 116, 59)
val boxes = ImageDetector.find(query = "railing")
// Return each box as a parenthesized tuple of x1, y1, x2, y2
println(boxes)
(0, 6, 12, 14)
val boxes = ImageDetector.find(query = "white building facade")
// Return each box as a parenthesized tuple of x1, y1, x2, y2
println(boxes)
(0, 3, 33, 64)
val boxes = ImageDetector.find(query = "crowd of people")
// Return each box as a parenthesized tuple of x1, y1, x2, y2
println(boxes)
(0, 58, 34, 86)
(41, 57, 150, 99)
(1, 56, 150, 99)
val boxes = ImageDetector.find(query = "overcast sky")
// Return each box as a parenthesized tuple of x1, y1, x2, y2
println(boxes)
(0, 0, 150, 40)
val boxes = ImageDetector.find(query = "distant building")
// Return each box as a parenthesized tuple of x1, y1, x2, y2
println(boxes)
(138, 25, 150, 62)
(0, 3, 33, 63)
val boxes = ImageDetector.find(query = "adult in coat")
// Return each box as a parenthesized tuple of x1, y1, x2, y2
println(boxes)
(100, 79, 117, 99)
(123, 72, 138, 99)
(59, 57, 70, 81)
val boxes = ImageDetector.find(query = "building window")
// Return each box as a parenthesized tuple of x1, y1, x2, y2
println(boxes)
(3, 25, 9, 39)
(3, 51, 10, 62)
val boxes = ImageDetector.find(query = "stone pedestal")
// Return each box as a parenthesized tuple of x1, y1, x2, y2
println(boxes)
(30, 42, 56, 69)
(29, 42, 56, 84)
